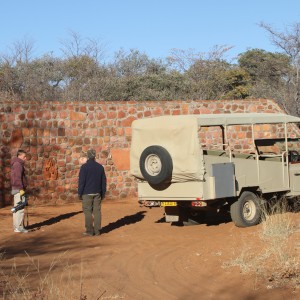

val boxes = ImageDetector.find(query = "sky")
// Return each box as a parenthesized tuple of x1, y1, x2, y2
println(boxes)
(1, 0, 300, 63)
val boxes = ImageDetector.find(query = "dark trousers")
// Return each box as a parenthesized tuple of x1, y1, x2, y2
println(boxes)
(82, 194, 102, 234)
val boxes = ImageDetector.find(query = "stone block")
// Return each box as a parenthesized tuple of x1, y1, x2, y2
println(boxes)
(107, 111, 117, 119)
(111, 148, 130, 171)
(10, 129, 23, 149)
(121, 116, 136, 127)
(118, 111, 126, 118)
(70, 111, 86, 121)
(58, 128, 65, 136)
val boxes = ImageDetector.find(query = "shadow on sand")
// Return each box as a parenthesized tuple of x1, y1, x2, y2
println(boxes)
(101, 211, 147, 234)
(27, 211, 82, 231)
(26, 210, 147, 233)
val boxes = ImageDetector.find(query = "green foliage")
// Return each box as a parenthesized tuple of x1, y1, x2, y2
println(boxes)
(64, 55, 98, 80)
(223, 68, 251, 99)
(0, 33, 298, 111)
(186, 59, 230, 99)
(238, 49, 290, 85)
(112, 49, 164, 77)
(0, 46, 292, 103)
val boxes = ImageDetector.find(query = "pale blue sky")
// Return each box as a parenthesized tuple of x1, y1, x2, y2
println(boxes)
(1, 0, 300, 62)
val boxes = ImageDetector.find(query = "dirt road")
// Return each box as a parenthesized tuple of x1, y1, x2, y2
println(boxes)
(0, 198, 298, 299)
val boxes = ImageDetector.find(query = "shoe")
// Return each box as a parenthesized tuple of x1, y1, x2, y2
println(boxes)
(95, 229, 102, 236)
(82, 232, 94, 236)
(14, 228, 28, 233)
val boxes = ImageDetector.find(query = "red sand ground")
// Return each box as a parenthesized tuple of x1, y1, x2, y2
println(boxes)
(0, 198, 299, 299)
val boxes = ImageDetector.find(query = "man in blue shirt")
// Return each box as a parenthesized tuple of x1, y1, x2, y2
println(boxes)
(78, 149, 107, 236)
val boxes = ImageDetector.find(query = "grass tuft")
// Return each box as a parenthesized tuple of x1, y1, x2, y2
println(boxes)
(224, 198, 300, 290)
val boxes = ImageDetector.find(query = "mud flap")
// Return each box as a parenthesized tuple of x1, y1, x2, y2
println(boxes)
(164, 206, 179, 222)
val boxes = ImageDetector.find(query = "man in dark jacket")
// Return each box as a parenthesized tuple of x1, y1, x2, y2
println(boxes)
(10, 149, 28, 233)
(78, 149, 107, 236)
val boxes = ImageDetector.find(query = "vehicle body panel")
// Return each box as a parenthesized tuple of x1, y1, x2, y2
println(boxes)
(131, 113, 300, 207)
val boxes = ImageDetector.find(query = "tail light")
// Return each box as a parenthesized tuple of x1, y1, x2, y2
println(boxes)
(191, 201, 205, 207)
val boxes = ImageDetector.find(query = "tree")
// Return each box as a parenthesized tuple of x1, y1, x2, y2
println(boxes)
(167, 45, 233, 73)
(0, 61, 20, 98)
(167, 46, 235, 100)
(107, 49, 188, 100)
(238, 49, 291, 108)
(260, 22, 300, 115)
(60, 30, 106, 62)
(59, 31, 107, 101)
(238, 49, 290, 84)
(0, 37, 36, 99)
(186, 59, 230, 99)
(223, 68, 251, 99)
(112, 49, 163, 77)
(27, 55, 64, 100)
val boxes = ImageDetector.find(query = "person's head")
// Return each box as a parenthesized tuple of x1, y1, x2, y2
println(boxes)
(87, 149, 96, 160)
(17, 149, 27, 161)
(79, 153, 88, 165)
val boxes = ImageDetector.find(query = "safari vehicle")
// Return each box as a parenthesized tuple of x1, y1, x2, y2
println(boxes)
(130, 113, 300, 227)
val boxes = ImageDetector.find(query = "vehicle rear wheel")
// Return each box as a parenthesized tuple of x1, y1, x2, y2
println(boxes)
(139, 145, 173, 185)
(230, 191, 261, 227)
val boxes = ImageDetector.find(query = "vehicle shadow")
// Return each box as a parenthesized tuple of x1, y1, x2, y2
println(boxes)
(101, 211, 147, 234)
(26, 211, 82, 231)
(156, 211, 232, 227)
(204, 211, 232, 226)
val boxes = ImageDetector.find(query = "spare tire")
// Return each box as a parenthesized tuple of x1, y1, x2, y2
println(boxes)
(139, 146, 173, 185)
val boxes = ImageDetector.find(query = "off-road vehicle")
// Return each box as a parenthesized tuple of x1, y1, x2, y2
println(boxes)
(130, 113, 300, 227)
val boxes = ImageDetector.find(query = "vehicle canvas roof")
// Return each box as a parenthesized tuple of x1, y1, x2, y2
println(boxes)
(195, 113, 300, 126)
(130, 112, 300, 183)
(133, 113, 300, 127)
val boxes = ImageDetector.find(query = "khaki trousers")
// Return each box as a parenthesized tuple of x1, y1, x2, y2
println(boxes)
(13, 193, 25, 230)
(82, 194, 102, 235)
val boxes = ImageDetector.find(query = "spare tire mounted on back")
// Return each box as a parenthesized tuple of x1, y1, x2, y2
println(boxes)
(139, 145, 173, 185)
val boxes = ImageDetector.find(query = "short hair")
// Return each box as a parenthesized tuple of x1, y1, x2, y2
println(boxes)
(87, 149, 96, 159)
(17, 149, 26, 157)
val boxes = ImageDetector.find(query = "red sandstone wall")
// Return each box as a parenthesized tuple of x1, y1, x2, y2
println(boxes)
(0, 99, 288, 206)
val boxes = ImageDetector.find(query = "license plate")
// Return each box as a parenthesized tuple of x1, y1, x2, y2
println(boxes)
(160, 201, 177, 207)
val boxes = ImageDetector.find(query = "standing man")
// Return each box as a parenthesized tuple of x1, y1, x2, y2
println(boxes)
(11, 149, 28, 233)
(78, 149, 107, 236)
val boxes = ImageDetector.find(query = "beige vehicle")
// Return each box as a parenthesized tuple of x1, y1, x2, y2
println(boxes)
(130, 113, 300, 227)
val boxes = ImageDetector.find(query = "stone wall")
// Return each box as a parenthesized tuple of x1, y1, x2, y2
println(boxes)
(0, 99, 289, 206)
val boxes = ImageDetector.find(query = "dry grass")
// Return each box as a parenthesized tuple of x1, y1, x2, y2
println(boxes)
(223, 198, 300, 290)
(258, 199, 300, 288)
(260, 199, 296, 238)
(0, 252, 107, 300)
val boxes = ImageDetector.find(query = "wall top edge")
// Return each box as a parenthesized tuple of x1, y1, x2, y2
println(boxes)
(0, 98, 275, 105)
